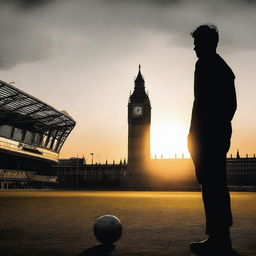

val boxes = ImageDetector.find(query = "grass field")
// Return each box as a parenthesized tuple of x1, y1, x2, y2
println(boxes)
(0, 191, 255, 256)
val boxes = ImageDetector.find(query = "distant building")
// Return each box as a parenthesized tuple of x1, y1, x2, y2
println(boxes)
(55, 67, 256, 190)
(55, 158, 126, 189)
(226, 153, 256, 187)
(54, 154, 256, 190)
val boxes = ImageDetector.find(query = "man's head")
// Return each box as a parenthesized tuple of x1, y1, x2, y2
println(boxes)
(191, 24, 219, 58)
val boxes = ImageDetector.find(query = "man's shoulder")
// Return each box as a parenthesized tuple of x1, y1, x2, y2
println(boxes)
(196, 54, 235, 80)
(215, 54, 235, 79)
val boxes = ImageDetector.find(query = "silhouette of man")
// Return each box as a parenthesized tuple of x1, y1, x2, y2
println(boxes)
(188, 24, 237, 255)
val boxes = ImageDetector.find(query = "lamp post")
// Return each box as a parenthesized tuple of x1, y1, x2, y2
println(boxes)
(76, 156, 79, 190)
(90, 153, 94, 165)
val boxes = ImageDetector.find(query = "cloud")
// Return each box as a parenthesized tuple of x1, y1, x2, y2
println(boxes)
(0, 1, 55, 69)
(0, 0, 255, 69)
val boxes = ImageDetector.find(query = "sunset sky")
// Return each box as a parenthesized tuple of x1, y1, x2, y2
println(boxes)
(0, 0, 256, 162)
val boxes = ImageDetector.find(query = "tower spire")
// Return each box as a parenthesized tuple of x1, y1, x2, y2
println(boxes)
(135, 64, 145, 84)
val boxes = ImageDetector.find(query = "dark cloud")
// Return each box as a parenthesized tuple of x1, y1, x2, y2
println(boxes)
(0, 0, 54, 10)
(108, 0, 256, 6)
(108, 0, 181, 6)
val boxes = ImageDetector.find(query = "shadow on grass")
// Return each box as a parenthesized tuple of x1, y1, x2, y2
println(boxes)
(78, 244, 115, 256)
(231, 249, 246, 256)
(198, 249, 245, 256)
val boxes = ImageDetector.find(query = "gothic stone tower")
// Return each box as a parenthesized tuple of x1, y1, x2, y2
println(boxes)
(127, 66, 151, 188)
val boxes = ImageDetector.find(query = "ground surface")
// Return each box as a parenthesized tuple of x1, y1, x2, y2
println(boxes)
(0, 191, 255, 256)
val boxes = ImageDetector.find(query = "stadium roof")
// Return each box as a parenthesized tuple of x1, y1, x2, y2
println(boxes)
(0, 80, 76, 132)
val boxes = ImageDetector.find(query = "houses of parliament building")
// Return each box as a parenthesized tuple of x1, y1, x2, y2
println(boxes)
(2, 67, 255, 190)
(55, 67, 256, 190)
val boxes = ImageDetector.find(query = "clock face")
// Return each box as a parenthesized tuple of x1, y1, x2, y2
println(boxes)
(133, 106, 143, 117)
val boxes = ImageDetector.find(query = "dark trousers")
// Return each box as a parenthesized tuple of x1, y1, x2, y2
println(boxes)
(198, 152, 232, 237)
(188, 134, 233, 237)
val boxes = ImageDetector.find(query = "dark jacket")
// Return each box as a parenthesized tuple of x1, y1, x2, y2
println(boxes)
(188, 53, 237, 157)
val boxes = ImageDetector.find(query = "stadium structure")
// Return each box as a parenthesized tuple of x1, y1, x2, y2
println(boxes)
(0, 80, 75, 189)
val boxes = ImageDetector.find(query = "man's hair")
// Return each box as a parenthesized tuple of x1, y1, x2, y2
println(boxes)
(191, 24, 219, 48)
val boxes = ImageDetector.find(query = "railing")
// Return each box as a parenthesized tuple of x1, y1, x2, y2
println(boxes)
(0, 169, 58, 183)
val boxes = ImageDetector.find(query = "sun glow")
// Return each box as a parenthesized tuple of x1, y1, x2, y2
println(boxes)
(151, 122, 190, 159)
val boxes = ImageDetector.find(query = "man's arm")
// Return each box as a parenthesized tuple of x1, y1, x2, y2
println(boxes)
(223, 77, 237, 123)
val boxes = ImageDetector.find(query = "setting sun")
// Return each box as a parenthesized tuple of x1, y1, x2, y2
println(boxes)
(151, 122, 190, 159)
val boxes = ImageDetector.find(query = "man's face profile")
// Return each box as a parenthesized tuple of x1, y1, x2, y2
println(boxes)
(194, 39, 207, 59)
(193, 38, 216, 59)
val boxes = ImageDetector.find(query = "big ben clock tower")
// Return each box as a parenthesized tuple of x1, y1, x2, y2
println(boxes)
(127, 65, 151, 188)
